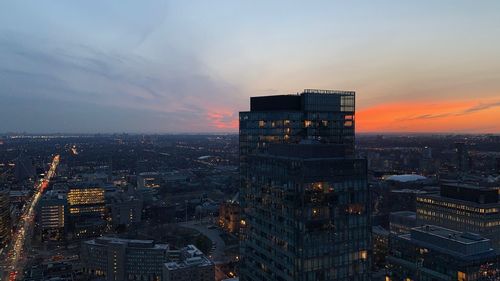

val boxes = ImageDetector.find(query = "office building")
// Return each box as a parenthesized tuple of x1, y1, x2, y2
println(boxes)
(239, 89, 370, 281)
(67, 183, 107, 238)
(387, 225, 499, 281)
(38, 191, 67, 241)
(110, 195, 143, 226)
(218, 201, 240, 234)
(81, 237, 169, 281)
(416, 183, 500, 251)
(163, 245, 214, 281)
(0, 187, 10, 247)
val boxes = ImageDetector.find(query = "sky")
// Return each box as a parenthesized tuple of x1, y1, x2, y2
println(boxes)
(0, 1, 499, 134)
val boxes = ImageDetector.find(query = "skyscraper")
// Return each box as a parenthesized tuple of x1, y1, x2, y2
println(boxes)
(239, 90, 370, 281)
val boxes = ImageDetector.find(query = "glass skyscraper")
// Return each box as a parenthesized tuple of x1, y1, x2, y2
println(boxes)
(239, 89, 370, 281)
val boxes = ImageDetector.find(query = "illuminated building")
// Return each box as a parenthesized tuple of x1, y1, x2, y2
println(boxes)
(81, 237, 169, 281)
(239, 89, 370, 281)
(387, 225, 499, 281)
(218, 201, 240, 234)
(0, 187, 10, 247)
(38, 191, 66, 241)
(416, 183, 500, 251)
(67, 183, 106, 238)
(163, 245, 214, 281)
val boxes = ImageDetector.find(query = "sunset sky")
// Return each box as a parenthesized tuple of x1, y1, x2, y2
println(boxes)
(0, 1, 499, 133)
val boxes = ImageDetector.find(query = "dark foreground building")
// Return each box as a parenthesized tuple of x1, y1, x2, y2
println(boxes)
(239, 90, 370, 281)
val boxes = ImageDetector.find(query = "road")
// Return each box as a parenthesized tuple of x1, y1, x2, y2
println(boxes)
(1, 155, 60, 281)
(179, 220, 227, 264)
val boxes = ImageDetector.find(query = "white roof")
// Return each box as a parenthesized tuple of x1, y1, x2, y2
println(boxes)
(385, 174, 427, 182)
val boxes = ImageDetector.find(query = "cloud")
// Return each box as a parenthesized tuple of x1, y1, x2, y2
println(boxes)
(396, 100, 500, 121)
(0, 34, 243, 133)
(397, 113, 452, 121)
(455, 101, 500, 116)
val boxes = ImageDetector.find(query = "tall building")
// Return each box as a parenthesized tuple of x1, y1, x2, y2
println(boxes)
(163, 245, 214, 281)
(239, 90, 370, 281)
(67, 183, 107, 238)
(387, 225, 499, 281)
(455, 142, 469, 174)
(0, 187, 11, 247)
(416, 183, 500, 251)
(38, 191, 67, 241)
(81, 237, 169, 281)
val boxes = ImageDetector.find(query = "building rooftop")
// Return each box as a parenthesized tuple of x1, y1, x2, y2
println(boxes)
(164, 245, 213, 271)
(399, 225, 495, 259)
(84, 236, 169, 250)
(248, 89, 355, 112)
(390, 211, 416, 219)
(385, 174, 427, 182)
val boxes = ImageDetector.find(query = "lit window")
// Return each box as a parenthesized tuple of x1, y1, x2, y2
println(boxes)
(360, 250, 367, 260)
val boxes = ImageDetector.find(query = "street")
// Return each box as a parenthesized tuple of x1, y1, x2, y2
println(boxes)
(1, 155, 59, 281)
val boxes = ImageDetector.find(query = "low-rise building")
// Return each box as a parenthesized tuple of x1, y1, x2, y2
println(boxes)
(81, 237, 169, 281)
(163, 245, 214, 281)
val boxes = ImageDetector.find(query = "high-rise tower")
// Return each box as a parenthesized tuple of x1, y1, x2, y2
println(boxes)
(239, 89, 370, 281)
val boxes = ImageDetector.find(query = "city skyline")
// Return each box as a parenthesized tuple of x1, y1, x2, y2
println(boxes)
(1, 1, 500, 133)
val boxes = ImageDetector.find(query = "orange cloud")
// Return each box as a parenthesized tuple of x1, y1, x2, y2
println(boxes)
(206, 110, 238, 130)
(357, 98, 500, 133)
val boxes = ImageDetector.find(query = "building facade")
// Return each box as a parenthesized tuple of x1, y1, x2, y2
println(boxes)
(416, 183, 500, 251)
(239, 90, 370, 281)
(67, 183, 107, 238)
(218, 201, 240, 234)
(387, 225, 499, 281)
(81, 237, 169, 281)
(389, 211, 417, 234)
(38, 192, 67, 241)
